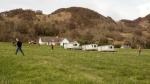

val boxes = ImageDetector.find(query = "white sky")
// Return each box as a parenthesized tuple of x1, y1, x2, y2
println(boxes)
(0, 0, 150, 20)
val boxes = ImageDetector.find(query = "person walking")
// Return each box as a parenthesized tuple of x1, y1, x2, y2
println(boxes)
(15, 38, 24, 56)
(138, 46, 142, 56)
(51, 42, 54, 50)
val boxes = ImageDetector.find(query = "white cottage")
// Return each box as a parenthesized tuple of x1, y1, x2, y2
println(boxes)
(82, 44, 98, 51)
(60, 38, 70, 46)
(97, 45, 115, 52)
(39, 36, 64, 45)
(64, 41, 81, 49)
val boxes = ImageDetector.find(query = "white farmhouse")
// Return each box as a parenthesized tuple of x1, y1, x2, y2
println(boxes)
(82, 44, 98, 51)
(38, 36, 66, 45)
(60, 38, 70, 46)
(97, 45, 115, 52)
(64, 41, 81, 49)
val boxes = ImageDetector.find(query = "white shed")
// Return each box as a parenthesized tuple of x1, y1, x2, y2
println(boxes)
(97, 45, 115, 52)
(39, 37, 48, 45)
(64, 41, 81, 49)
(121, 45, 131, 49)
(82, 44, 98, 51)
(60, 38, 70, 46)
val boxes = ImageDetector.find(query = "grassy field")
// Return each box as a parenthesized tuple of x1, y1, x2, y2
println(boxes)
(0, 42, 149, 84)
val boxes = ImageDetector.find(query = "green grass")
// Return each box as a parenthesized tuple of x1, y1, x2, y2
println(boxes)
(0, 42, 150, 84)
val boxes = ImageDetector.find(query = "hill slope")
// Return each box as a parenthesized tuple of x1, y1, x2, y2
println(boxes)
(0, 7, 150, 48)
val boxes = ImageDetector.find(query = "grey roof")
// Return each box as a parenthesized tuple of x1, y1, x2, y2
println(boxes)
(40, 36, 64, 42)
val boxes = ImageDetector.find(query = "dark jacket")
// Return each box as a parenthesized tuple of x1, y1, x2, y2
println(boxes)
(17, 41, 22, 48)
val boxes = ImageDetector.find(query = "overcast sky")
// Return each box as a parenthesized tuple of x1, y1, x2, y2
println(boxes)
(0, 0, 150, 20)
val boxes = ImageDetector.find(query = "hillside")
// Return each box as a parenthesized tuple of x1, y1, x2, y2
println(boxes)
(0, 7, 150, 48)
(48, 7, 121, 44)
(120, 15, 150, 48)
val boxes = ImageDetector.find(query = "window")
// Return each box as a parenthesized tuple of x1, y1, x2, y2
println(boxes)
(92, 45, 97, 47)
(73, 44, 78, 46)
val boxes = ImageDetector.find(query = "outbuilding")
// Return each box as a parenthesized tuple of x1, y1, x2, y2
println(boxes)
(64, 41, 81, 49)
(60, 38, 70, 47)
(97, 45, 115, 52)
(82, 44, 98, 51)
(121, 45, 131, 49)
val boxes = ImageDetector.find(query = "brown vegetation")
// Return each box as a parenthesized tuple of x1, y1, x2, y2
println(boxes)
(0, 7, 150, 48)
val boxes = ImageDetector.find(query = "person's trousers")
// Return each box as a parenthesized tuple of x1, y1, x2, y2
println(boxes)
(16, 47, 24, 56)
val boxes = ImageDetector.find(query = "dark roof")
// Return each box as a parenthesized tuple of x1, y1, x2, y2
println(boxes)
(40, 36, 64, 42)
